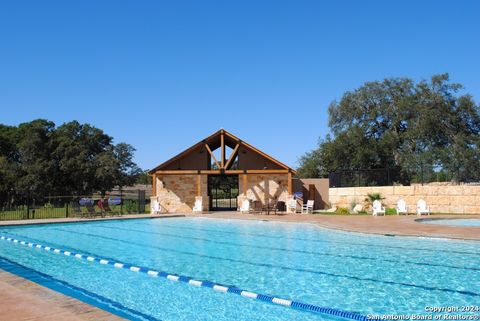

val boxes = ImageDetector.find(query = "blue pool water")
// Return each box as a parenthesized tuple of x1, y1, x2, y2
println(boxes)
(0, 217, 479, 321)
(422, 218, 480, 227)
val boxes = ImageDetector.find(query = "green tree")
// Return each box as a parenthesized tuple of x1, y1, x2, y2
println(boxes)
(112, 143, 141, 189)
(136, 170, 152, 185)
(0, 119, 142, 205)
(16, 120, 56, 199)
(297, 74, 480, 184)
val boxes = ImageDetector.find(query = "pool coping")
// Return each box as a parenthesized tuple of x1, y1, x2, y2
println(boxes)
(0, 213, 185, 227)
(185, 212, 480, 241)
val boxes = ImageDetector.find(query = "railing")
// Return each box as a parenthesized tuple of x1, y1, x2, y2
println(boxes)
(0, 198, 150, 221)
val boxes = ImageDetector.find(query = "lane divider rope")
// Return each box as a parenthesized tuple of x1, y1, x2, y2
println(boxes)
(0, 235, 367, 321)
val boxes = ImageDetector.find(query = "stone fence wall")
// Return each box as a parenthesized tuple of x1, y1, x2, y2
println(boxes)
(329, 185, 480, 214)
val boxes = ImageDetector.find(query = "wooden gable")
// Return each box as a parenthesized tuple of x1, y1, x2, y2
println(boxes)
(149, 129, 296, 174)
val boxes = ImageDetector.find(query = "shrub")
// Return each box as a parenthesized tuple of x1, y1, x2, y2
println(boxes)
(335, 207, 350, 215)
(366, 193, 384, 202)
(385, 208, 397, 215)
(364, 193, 385, 212)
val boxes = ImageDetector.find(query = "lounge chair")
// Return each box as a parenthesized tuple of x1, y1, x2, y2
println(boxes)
(85, 204, 97, 218)
(240, 199, 250, 213)
(396, 199, 408, 215)
(372, 200, 385, 216)
(103, 201, 115, 216)
(416, 199, 430, 216)
(71, 202, 84, 218)
(193, 198, 202, 213)
(302, 200, 314, 214)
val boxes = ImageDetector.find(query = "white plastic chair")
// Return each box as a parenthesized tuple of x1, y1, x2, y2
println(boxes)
(372, 200, 385, 216)
(287, 199, 298, 213)
(396, 199, 408, 215)
(151, 200, 160, 214)
(240, 199, 250, 213)
(193, 198, 202, 213)
(416, 199, 430, 216)
(302, 200, 314, 214)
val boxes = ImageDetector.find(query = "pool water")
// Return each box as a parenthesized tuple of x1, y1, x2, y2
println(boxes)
(422, 218, 480, 227)
(0, 217, 479, 321)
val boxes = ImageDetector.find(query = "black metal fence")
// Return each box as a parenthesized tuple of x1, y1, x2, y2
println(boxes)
(329, 169, 399, 188)
(0, 190, 149, 221)
(329, 167, 478, 188)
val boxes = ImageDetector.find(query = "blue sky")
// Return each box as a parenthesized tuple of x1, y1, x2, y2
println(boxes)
(1, 1, 479, 170)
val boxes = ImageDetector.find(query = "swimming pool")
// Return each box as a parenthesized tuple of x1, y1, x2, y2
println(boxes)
(0, 217, 479, 321)
(421, 218, 480, 227)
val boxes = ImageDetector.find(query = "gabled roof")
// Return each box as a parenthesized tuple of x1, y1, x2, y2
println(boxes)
(149, 129, 296, 174)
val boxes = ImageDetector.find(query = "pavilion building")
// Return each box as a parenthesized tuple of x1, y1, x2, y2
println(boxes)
(148, 129, 299, 212)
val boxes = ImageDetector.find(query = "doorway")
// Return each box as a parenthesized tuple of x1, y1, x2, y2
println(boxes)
(208, 175, 239, 211)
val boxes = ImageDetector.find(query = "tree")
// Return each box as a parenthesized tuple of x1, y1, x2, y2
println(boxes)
(297, 74, 480, 184)
(112, 143, 141, 189)
(0, 119, 142, 205)
(136, 170, 152, 185)
(51, 121, 116, 195)
(16, 120, 56, 199)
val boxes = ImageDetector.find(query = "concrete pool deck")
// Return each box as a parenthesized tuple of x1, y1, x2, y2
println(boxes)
(0, 212, 479, 320)
(188, 212, 480, 241)
(0, 269, 124, 321)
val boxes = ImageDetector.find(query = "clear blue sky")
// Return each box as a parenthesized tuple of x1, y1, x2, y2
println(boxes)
(1, 1, 479, 170)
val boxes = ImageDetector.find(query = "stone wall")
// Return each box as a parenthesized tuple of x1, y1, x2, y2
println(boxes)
(240, 174, 289, 204)
(152, 173, 289, 213)
(152, 175, 209, 213)
(329, 185, 480, 214)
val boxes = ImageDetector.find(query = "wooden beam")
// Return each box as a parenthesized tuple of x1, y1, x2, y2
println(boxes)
(196, 174, 201, 196)
(221, 132, 225, 168)
(287, 172, 292, 194)
(243, 174, 248, 196)
(224, 143, 240, 170)
(227, 169, 290, 174)
(154, 169, 291, 175)
(152, 174, 157, 196)
(205, 144, 221, 170)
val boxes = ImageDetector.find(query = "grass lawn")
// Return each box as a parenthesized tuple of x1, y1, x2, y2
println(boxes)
(0, 204, 150, 221)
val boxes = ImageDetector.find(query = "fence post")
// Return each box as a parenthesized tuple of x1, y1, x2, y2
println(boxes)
(120, 187, 123, 215)
(138, 190, 145, 214)
(26, 204, 29, 220)
(65, 203, 69, 218)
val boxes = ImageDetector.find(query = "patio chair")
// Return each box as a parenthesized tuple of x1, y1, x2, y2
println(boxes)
(250, 200, 263, 214)
(193, 198, 202, 213)
(396, 199, 408, 215)
(287, 199, 298, 213)
(151, 200, 160, 214)
(372, 200, 385, 216)
(240, 199, 250, 213)
(416, 199, 430, 216)
(264, 201, 278, 215)
(302, 200, 314, 214)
